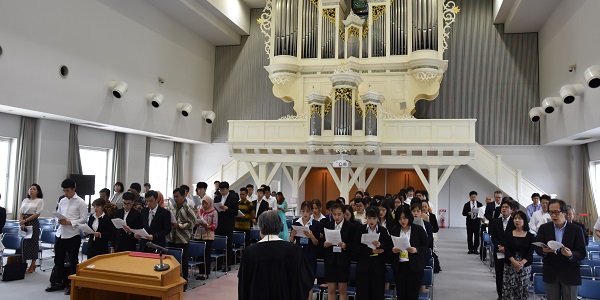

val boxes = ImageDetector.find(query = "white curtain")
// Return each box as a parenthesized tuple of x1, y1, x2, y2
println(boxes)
(13, 116, 37, 214)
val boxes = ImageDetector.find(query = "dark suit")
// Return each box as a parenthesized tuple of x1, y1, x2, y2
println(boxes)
(488, 216, 515, 298)
(86, 213, 116, 259)
(214, 192, 240, 267)
(572, 221, 588, 246)
(389, 225, 429, 300)
(255, 199, 269, 220)
(322, 220, 354, 282)
(112, 208, 141, 252)
(139, 205, 172, 252)
(0, 206, 6, 233)
(462, 200, 483, 252)
(484, 202, 501, 223)
(535, 221, 586, 296)
(353, 224, 391, 300)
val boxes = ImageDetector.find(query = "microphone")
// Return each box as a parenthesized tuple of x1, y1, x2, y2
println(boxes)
(146, 242, 168, 253)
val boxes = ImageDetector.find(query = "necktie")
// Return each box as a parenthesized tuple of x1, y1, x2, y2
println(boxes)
(503, 218, 508, 230)
(149, 210, 154, 224)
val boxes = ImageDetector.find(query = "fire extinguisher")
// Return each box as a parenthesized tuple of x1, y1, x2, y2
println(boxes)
(439, 209, 446, 228)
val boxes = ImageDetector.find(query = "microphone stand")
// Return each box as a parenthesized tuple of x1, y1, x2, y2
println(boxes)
(154, 250, 170, 271)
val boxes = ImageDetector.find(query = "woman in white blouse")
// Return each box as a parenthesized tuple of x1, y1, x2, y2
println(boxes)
(110, 182, 124, 209)
(19, 183, 45, 273)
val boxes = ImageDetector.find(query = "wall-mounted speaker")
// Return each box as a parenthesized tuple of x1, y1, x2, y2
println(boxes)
(70, 174, 96, 196)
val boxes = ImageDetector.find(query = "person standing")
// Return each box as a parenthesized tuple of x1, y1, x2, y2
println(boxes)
(485, 191, 503, 222)
(214, 181, 239, 270)
(195, 195, 218, 280)
(323, 203, 354, 300)
(529, 195, 551, 234)
(566, 205, 588, 246)
(45, 179, 87, 295)
(238, 211, 314, 300)
(488, 199, 515, 300)
(112, 192, 141, 252)
(110, 182, 125, 209)
(19, 183, 44, 273)
(276, 192, 289, 241)
(136, 190, 171, 252)
(84, 198, 115, 259)
(290, 200, 323, 300)
(169, 187, 196, 291)
(526, 193, 541, 219)
(502, 210, 535, 300)
(236, 187, 255, 246)
(534, 199, 586, 300)
(462, 191, 483, 254)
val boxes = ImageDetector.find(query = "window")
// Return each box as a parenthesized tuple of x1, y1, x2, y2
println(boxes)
(0, 137, 16, 212)
(594, 162, 600, 216)
(149, 154, 172, 196)
(79, 146, 112, 200)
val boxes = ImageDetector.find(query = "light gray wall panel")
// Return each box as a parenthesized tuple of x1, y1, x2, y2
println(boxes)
(212, 9, 295, 142)
(414, 0, 539, 145)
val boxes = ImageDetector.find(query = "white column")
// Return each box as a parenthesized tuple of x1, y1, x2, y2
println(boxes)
(258, 163, 268, 185)
(340, 167, 350, 202)
(428, 167, 439, 212)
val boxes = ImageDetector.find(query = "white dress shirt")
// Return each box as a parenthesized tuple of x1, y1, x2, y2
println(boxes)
(55, 194, 88, 239)
(529, 210, 551, 234)
(267, 196, 277, 210)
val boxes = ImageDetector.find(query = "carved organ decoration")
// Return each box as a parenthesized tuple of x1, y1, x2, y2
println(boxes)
(260, 0, 459, 146)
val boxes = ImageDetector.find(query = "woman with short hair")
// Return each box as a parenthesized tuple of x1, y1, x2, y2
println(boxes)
(19, 184, 44, 273)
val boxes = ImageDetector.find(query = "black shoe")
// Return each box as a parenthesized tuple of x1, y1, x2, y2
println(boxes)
(468, 250, 473, 254)
(196, 274, 208, 280)
(64, 287, 71, 295)
(473, 250, 479, 254)
(45, 285, 64, 292)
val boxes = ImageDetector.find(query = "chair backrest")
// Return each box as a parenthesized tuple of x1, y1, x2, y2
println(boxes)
(582, 259, 600, 269)
(483, 232, 490, 243)
(532, 254, 543, 264)
(249, 229, 261, 242)
(531, 264, 543, 280)
(1, 234, 23, 250)
(422, 267, 433, 286)
(40, 229, 57, 244)
(533, 273, 545, 295)
(385, 264, 394, 283)
(188, 241, 206, 257)
(38, 218, 55, 224)
(589, 251, 600, 259)
(166, 247, 183, 264)
(349, 263, 357, 281)
(594, 266, 600, 278)
(427, 257, 434, 268)
(580, 265, 593, 277)
(2, 227, 19, 235)
(232, 231, 245, 246)
(4, 221, 20, 228)
(41, 223, 56, 232)
(316, 259, 325, 279)
(578, 277, 600, 299)
(212, 236, 228, 251)
(81, 241, 89, 255)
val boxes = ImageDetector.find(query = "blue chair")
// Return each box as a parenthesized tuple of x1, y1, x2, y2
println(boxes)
(2, 227, 19, 235)
(419, 266, 434, 300)
(589, 251, 600, 259)
(578, 277, 600, 299)
(384, 264, 396, 300)
(580, 265, 593, 277)
(529, 264, 544, 295)
(39, 229, 57, 271)
(346, 263, 357, 298)
(286, 218, 294, 230)
(1, 234, 24, 274)
(38, 218, 55, 225)
(211, 235, 228, 278)
(582, 259, 600, 270)
(249, 229, 260, 244)
(533, 273, 546, 299)
(166, 247, 184, 277)
(532, 254, 543, 264)
(313, 260, 325, 300)
(595, 266, 600, 278)
(81, 240, 89, 261)
(187, 241, 206, 277)
(232, 231, 245, 268)
(4, 221, 20, 228)
(482, 232, 491, 262)
(40, 223, 56, 232)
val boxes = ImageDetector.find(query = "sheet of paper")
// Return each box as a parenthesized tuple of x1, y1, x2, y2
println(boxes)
(391, 235, 411, 251)
(531, 242, 549, 248)
(192, 195, 203, 207)
(168, 197, 176, 206)
(196, 217, 207, 226)
(18, 226, 33, 239)
(361, 233, 380, 249)
(77, 223, 95, 234)
(324, 228, 342, 245)
(237, 210, 245, 217)
(547, 240, 564, 251)
(477, 207, 486, 218)
(496, 252, 505, 259)
(213, 202, 225, 212)
(413, 217, 424, 228)
(111, 218, 127, 228)
(131, 228, 151, 239)
(292, 225, 309, 238)
(52, 211, 67, 220)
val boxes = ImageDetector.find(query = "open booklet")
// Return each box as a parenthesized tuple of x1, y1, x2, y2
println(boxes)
(361, 233, 380, 249)
(532, 240, 564, 251)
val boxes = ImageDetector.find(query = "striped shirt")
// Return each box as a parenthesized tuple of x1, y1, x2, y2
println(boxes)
(236, 199, 255, 231)
(170, 203, 196, 244)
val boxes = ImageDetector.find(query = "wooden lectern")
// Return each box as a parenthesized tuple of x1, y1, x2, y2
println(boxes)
(69, 251, 186, 300)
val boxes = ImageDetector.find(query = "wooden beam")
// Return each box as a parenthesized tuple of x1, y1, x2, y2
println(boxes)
(413, 165, 430, 190)
(326, 164, 342, 189)
(438, 165, 455, 188)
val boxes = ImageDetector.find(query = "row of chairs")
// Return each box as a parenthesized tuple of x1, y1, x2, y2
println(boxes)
(533, 274, 600, 299)
(312, 258, 435, 300)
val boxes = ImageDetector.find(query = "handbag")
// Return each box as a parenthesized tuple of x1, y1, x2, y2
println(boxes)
(2, 256, 26, 281)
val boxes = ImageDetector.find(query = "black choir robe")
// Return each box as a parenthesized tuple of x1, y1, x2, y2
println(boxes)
(238, 240, 314, 300)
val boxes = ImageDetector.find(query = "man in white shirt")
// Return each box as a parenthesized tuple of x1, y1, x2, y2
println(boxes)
(246, 184, 258, 202)
(529, 194, 551, 234)
(263, 186, 277, 210)
(45, 179, 88, 295)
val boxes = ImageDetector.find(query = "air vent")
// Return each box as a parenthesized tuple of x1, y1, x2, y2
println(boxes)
(573, 137, 592, 141)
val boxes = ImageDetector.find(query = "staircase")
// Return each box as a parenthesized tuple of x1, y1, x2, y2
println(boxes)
(467, 144, 546, 208)
(205, 159, 254, 188)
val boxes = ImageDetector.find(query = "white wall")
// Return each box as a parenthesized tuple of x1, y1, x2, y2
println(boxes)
(0, 113, 21, 138)
(538, 0, 600, 144)
(589, 140, 600, 161)
(437, 145, 574, 228)
(78, 126, 114, 149)
(0, 0, 215, 143)
(191, 143, 232, 183)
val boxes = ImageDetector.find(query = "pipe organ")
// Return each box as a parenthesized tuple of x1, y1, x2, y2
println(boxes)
(260, 0, 459, 149)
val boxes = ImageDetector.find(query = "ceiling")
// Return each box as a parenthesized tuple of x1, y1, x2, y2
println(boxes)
(494, 0, 562, 33)
(242, 0, 266, 8)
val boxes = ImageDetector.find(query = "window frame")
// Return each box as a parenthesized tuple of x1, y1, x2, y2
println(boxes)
(148, 153, 173, 196)
(78, 145, 113, 199)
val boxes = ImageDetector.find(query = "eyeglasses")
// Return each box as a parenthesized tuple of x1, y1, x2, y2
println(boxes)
(123, 202, 133, 206)
(548, 210, 563, 215)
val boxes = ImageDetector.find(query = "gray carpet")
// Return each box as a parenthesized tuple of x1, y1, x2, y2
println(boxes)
(434, 228, 498, 300)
